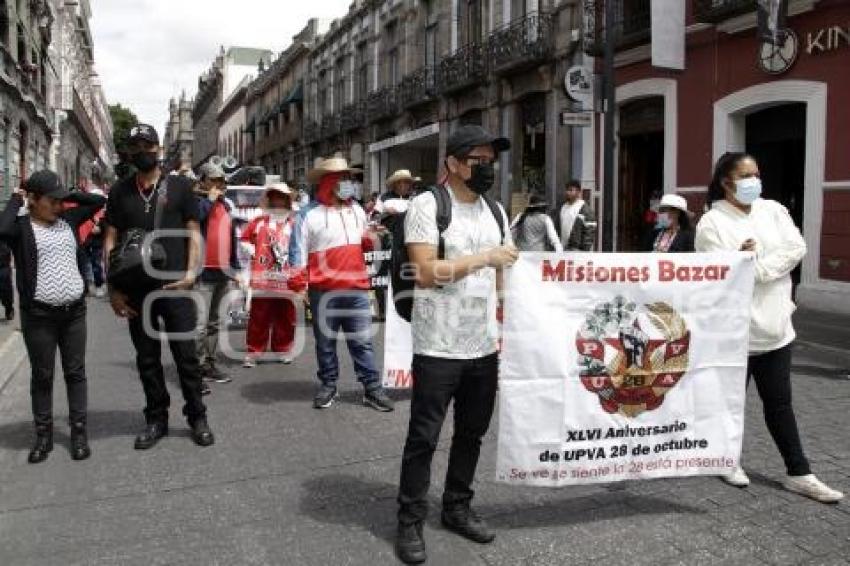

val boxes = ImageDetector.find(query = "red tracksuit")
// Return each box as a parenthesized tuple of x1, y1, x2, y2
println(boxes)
(240, 214, 305, 354)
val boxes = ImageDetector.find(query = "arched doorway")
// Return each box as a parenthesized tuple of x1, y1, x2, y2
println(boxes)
(617, 97, 664, 251)
(713, 80, 826, 292)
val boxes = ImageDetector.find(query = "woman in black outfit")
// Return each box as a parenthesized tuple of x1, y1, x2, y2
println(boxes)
(0, 171, 106, 463)
(644, 193, 695, 253)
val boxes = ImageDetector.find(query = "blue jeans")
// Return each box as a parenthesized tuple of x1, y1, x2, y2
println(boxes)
(308, 289, 379, 390)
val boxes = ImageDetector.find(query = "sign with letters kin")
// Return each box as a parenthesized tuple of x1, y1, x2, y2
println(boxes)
(497, 253, 755, 486)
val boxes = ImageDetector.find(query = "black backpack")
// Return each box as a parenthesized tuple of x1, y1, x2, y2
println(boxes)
(391, 186, 505, 322)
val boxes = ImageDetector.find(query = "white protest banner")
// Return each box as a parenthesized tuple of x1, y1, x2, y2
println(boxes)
(497, 252, 754, 486)
(382, 280, 413, 388)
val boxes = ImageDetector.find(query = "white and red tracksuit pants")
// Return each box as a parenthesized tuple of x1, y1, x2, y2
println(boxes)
(246, 297, 296, 354)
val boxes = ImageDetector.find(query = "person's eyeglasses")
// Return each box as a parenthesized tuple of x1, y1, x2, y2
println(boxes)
(462, 156, 494, 166)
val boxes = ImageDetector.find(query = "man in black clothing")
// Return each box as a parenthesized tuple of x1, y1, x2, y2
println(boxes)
(103, 124, 214, 450)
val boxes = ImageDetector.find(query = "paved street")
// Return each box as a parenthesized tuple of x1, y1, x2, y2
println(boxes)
(0, 297, 848, 566)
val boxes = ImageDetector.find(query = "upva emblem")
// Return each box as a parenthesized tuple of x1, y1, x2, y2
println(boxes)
(575, 296, 691, 418)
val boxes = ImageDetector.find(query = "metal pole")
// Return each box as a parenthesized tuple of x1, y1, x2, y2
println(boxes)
(601, 0, 616, 251)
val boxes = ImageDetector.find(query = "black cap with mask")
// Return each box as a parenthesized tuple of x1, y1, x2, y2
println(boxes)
(446, 126, 510, 195)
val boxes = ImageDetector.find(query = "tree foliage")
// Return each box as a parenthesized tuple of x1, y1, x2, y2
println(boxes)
(109, 103, 139, 157)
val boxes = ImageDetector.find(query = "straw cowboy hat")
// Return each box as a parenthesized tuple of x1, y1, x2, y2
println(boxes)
(386, 169, 415, 187)
(307, 153, 362, 184)
(659, 193, 689, 214)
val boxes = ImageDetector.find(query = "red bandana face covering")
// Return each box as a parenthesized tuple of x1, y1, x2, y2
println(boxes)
(317, 172, 344, 205)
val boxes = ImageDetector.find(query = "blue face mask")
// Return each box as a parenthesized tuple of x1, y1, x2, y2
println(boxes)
(655, 212, 671, 230)
(336, 180, 357, 201)
(734, 177, 762, 205)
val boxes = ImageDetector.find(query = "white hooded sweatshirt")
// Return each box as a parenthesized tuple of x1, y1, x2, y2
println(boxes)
(695, 198, 805, 354)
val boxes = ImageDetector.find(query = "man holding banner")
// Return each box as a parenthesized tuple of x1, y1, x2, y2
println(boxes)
(395, 125, 517, 564)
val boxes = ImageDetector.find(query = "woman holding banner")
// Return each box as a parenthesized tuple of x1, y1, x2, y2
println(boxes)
(695, 152, 842, 504)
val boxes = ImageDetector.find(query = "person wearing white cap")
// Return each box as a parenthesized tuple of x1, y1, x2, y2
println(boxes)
(240, 183, 305, 367)
(645, 193, 695, 253)
(377, 169, 415, 219)
(290, 154, 394, 412)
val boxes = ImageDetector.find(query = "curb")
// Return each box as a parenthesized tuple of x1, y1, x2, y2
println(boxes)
(0, 329, 26, 395)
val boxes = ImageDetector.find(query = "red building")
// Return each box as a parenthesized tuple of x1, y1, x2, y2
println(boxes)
(592, 0, 850, 313)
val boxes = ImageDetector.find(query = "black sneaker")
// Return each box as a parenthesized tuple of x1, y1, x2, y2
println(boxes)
(134, 422, 168, 450)
(28, 425, 53, 464)
(202, 365, 232, 384)
(441, 506, 495, 543)
(395, 522, 427, 564)
(364, 387, 394, 412)
(4, 307, 13, 321)
(190, 417, 215, 447)
(313, 385, 337, 409)
(70, 422, 91, 461)
(201, 382, 212, 396)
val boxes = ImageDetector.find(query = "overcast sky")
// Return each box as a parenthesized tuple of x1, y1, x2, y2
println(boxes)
(90, 0, 352, 136)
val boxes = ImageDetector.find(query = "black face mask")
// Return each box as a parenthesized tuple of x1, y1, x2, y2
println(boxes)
(132, 152, 159, 173)
(466, 162, 495, 195)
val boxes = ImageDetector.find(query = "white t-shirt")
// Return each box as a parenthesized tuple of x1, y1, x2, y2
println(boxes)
(404, 187, 511, 359)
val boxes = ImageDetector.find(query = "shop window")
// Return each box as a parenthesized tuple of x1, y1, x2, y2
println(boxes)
(356, 42, 369, 100)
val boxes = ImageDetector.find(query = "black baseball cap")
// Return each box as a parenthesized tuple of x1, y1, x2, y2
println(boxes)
(24, 170, 71, 200)
(128, 123, 160, 145)
(446, 125, 510, 158)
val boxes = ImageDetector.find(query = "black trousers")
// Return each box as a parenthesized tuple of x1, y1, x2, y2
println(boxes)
(397, 353, 499, 525)
(128, 295, 206, 425)
(748, 343, 811, 476)
(20, 301, 87, 427)
(0, 266, 13, 311)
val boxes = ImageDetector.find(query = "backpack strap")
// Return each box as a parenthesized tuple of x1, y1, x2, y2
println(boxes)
(430, 185, 452, 259)
(481, 193, 506, 244)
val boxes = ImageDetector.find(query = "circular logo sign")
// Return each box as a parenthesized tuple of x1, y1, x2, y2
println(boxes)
(575, 296, 691, 418)
(758, 29, 799, 75)
(564, 66, 594, 105)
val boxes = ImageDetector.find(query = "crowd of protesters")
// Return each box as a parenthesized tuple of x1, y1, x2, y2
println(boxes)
(0, 122, 842, 565)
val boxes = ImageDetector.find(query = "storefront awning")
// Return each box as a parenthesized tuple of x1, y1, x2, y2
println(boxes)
(283, 83, 304, 105)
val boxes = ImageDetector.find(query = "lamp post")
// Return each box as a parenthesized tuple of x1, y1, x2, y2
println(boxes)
(601, 0, 616, 252)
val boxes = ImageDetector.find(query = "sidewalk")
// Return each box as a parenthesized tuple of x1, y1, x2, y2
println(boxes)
(0, 290, 23, 394)
(794, 307, 850, 371)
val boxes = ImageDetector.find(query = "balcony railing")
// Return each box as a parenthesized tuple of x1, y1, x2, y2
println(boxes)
(693, 0, 756, 24)
(303, 119, 321, 145)
(366, 86, 398, 123)
(397, 67, 437, 109)
(340, 101, 367, 131)
(488, 12, 555, 74)
(583, 0, 651, 56)
(438, 42, 487, 94)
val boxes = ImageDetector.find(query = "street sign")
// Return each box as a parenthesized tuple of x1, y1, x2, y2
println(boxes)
(561, 112, 593, 127)
(564, 66, 594, 105)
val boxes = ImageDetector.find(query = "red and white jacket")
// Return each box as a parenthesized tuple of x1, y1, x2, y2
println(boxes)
(291, 201, 376, 291)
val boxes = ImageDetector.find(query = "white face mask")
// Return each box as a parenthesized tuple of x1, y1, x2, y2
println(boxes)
(336, 180, 358, 200)
(734, 177, 762, 205)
